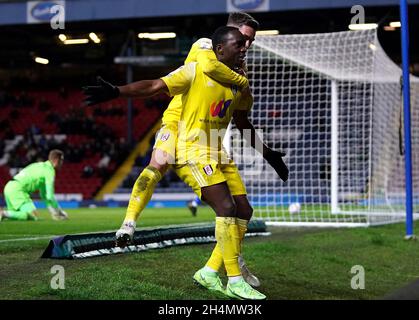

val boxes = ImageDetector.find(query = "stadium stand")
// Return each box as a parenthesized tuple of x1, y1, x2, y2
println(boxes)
(0, 89, 165, 199)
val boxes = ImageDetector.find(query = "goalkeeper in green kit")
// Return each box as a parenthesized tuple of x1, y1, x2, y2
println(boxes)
(0, 149, 68, 221)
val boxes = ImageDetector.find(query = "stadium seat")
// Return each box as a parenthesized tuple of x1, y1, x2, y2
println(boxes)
(0, 90, 164, 199)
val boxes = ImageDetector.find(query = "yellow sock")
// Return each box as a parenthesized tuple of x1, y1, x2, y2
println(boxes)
(237, 218, 249, 253)
(214, 217, 241, 277)
(206, 244, 223, 272)
(124, 166, 162, 221)
(206, 218, 249, 272)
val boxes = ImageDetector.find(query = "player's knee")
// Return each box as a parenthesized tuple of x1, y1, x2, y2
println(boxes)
(20, 202, 37, 220)
(13, 210, 32, 221)
(218, 200, 236, 217)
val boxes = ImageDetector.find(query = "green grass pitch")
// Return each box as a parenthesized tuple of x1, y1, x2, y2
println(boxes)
(0, 207, 418, 300)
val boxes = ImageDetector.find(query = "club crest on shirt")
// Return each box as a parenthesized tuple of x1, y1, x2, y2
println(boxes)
(160, 132, 170, 141)
(231, 85, 238, 96)
(203, 165, 214, 176)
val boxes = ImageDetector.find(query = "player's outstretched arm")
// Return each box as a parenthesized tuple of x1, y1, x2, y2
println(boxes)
(118, 79, 168, 98)
(233, 110, 289, 182)
(82, 76, 168, 106)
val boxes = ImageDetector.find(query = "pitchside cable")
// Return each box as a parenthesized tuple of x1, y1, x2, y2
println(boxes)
(400, 0, 415, 239)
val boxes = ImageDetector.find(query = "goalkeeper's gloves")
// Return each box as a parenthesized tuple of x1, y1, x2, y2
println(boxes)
(48, 206, 69, 220)
(82, 76, 120, 106)
(264, 149, 289, 182)
(58, 210, 69, 220)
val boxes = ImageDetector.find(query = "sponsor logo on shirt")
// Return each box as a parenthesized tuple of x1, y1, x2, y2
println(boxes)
(210, 99, 232, 118)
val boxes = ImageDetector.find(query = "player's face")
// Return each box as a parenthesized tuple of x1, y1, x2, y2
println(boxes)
(55, 157, 64, 170)
(238, 25, 256, 49)
(220, 31, 247, 68)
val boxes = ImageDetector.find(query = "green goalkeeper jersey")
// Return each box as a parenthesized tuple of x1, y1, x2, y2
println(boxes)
(13, 160, 60, 209)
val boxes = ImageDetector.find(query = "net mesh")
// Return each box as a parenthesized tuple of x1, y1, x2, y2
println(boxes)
(228, 29, 419, 226)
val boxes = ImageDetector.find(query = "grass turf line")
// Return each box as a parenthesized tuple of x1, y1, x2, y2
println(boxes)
(0, 207, 418, 299)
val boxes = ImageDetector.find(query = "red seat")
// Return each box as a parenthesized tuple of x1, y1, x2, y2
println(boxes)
(1, 89, 164, 199)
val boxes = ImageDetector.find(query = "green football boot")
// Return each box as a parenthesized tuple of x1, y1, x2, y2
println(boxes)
(193, 268, 225, 295)
(226, 278, 266, 300)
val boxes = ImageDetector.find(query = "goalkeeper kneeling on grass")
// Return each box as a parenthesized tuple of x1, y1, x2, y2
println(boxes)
(0, 149, 68, 222)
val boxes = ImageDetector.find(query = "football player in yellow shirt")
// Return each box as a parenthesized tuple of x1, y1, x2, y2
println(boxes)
(83, 27, 288, 300)
(120, 12, 258, 230)
(85, 12, 264, 288)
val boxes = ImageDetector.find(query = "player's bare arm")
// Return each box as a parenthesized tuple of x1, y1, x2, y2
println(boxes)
(118, 79, 168, 98)
(233, 109, 270, 155)
(233, 109, 289, 182)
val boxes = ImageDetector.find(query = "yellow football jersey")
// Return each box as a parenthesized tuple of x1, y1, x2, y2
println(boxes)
(161, 38, 248, 125)
(161, 62, 252, 164)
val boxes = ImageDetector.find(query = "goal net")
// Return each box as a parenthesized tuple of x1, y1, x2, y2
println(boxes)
(228, 29, 419, 227)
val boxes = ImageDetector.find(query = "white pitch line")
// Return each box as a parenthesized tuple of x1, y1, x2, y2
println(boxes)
(0, 235, 57, 243)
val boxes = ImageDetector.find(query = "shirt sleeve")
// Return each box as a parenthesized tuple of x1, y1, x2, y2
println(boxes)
(160, 62, 196, 97)
(193, 39, 249, 88)
(41, 170, 60, 209)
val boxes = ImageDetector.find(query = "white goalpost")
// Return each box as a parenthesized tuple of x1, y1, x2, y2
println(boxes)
(228, 29, 419, 227)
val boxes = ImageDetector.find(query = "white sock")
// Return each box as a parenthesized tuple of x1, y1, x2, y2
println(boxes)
(204, 266, 217, 273)
(228, 276, 243, 284)
(123, 220, 136, 228)
(191, 200, 198, 207)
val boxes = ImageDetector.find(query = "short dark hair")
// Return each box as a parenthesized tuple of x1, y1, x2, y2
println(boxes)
(211, 26, 240, 49)
(49, 149, 64, 162)
(227, 12, 260, 31)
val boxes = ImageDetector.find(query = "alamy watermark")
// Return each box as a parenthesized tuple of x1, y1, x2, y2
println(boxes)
(50, 4, 65, 30)
(350, 5, 366, 25)
(350, 265, 365, 290)
(50, 265, 65, 290)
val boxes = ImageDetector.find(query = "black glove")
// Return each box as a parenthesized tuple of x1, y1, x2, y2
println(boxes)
(264, 149, 289, 182)
(82, 76, 120, 106)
